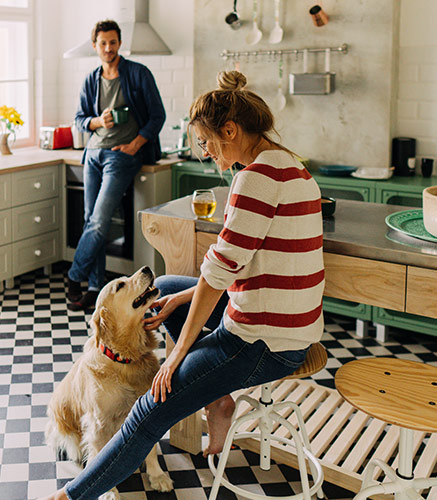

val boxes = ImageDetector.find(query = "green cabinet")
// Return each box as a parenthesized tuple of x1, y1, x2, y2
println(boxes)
(314, 172, 437, 337)
(172, 161, 232, 199)
(172, 162, 437, 337)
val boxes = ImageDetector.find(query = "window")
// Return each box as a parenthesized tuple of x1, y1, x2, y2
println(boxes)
(0, 0, 32, 145)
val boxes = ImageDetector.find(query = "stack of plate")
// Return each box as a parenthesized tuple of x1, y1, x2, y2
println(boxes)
(385, 209, 437, 243)
(319, 165, 357, 176)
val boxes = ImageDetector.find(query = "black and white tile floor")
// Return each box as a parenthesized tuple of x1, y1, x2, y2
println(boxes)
(1, 263, 436, 500)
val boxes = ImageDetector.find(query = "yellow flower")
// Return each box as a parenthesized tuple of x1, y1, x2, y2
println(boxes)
(0, 105, 24, 134)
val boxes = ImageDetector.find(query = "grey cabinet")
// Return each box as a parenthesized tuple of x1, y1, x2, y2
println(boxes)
(0, 165, 61, 287)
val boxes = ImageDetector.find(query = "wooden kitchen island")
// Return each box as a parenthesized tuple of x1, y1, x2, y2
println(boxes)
(139, 188, 437, 497)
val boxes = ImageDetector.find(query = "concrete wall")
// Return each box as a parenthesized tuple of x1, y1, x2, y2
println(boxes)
(193, 0, 400, 169)
(33, 0, 436, 169)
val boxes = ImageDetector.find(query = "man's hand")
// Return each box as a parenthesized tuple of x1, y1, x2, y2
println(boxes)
(112, 134, 148, 156)
(100, 108, 114, 129)
(111, 143, 139, 156)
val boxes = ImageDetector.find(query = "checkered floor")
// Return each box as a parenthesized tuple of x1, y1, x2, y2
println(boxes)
(1, 263, 437, 500)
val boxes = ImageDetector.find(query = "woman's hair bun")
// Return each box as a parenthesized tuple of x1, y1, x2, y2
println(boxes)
(216, 71, 247, 92)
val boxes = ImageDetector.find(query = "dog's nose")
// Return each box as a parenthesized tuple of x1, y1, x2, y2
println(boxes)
(141, 266, 151, 275)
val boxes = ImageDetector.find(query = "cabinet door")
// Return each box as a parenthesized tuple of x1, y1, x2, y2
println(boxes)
(11, 166, 59, 206)
(379, 189, 422, 207)
(0, 174, 11, 210)
(0, 244, 12, 281)
(0, 209, 11, 246)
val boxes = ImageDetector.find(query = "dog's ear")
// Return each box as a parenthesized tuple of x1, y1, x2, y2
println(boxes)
(91, 307, 113, 348)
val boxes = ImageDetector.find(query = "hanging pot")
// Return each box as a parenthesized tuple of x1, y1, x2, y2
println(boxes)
(0, 132, 12, 155)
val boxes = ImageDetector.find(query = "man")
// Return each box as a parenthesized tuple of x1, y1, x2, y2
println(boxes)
(67, 19, 166, 311)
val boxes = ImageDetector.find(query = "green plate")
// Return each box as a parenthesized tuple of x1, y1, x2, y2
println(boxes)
(385, 209, 437, 243)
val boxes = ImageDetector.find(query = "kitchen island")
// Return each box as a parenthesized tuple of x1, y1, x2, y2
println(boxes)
(139, 189, 437, 496)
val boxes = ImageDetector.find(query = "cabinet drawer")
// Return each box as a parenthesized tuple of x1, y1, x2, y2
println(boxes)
(12, 231, 60, 276)
(0, 174, 11, 210)
(0, 209, 11, 246)
(406, 266, 437, 318)
(0, 243, 12, 281)
(12, 198, 59, 241)
(323, 253, 406, 311)
(11, 166, 59, 206)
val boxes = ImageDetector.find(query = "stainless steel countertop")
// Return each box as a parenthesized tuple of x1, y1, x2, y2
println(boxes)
(139, 187, 437, 270)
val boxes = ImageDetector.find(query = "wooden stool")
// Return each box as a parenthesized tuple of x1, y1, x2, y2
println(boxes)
(335, 357, 437, 500)
(208, 342, 328, 500)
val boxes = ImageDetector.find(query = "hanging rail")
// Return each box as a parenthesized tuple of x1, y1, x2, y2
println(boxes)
(220, 43, 348, 60)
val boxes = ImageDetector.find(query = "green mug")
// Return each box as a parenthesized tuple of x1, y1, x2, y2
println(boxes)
(111, 107, 129, 125)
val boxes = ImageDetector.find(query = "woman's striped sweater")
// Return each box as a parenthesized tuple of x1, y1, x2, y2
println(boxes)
(200, 149, 325, 351)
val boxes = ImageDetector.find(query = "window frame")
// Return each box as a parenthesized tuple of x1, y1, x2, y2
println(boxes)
(0, 0, 34, 147)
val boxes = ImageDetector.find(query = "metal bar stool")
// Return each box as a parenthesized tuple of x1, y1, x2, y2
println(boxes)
(208, 342, 328, 500)
(335, 357, 437, 500)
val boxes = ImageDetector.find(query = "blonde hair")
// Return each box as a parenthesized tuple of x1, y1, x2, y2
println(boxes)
(189, 71, 293, 161)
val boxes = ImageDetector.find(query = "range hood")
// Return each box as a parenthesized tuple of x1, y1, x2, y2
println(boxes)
(63, 0, 171, 59)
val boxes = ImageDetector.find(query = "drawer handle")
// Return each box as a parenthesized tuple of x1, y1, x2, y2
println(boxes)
(140, 175, 147, 182)
(34, 182, 41, 189)
(34, 249, 42, 257)
(34, 216, 41, 223)
(146, 222, 159, 235)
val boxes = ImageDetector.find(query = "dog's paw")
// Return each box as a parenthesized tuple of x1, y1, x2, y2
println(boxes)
(98, 487, 120, 500)
(149, 472, 174, 492)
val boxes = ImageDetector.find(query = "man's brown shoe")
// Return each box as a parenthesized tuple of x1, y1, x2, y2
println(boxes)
(67, 291, 99, 311)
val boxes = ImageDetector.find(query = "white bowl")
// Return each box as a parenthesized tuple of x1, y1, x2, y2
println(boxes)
(423, 186, 437, 236)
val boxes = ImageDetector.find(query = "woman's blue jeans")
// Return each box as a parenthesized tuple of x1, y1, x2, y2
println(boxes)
(65, 275, 309, 500)
(68, 149, 142, 290)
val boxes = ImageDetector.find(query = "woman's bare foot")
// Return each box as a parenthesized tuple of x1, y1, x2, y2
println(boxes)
(37, 487, 69, 500)
(203, 395, 235, 457)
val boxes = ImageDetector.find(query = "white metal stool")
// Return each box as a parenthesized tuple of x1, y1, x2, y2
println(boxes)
(208, 342, 328, 500)
(335, 357, 437, 500)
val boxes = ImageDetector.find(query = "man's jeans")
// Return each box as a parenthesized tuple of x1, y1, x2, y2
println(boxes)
(68, 149, 142, 290)
(64, 275, 309, 500)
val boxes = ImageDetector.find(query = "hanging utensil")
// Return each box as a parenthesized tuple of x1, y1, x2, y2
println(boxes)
(269, 0, 283, 44)
(225, 0, 241, 30)
(273, 54, 286, 111)
(246, 0, 262, 45)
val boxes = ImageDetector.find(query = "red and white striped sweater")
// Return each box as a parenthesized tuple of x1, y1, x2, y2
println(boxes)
(200, 150, 325, 351)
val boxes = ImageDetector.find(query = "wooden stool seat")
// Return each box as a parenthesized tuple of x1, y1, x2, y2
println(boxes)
(335, 357, 437, 432)
(335, 357, 437, 500)
(285, 342, 328, 380)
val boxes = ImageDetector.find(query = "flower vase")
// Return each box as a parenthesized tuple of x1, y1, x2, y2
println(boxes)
(0, 133, 12, 155)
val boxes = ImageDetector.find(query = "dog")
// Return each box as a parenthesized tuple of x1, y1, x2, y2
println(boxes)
(45, 266, 173, 499)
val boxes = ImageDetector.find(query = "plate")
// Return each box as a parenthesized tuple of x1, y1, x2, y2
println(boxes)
(385, 209, 437, 243)
(319, 165, 357, 177)
(351, 168, 393, 180)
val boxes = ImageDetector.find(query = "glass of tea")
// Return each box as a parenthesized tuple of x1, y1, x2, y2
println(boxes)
(192, 189, 217, 219)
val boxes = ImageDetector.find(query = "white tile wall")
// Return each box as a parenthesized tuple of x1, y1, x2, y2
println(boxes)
(396, 0, 437, 172)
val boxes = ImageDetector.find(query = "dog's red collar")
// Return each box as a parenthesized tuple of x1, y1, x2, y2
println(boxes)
(99, 344, 131, 364)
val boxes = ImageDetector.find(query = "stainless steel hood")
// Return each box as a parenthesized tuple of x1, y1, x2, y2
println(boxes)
(63, 0, 171, 59)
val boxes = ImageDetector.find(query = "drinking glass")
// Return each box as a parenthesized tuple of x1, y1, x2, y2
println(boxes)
(191, 189, 217, 219)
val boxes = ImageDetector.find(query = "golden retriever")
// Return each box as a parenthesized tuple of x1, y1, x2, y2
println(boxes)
(45, 266, 173, 499)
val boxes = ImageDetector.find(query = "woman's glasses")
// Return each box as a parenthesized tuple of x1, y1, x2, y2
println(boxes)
(197, 139, 208, 153)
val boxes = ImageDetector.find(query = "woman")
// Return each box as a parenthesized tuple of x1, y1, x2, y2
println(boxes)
(40, 70, 324, 500)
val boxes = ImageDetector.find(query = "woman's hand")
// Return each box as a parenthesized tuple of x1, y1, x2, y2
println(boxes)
(142, 294, 184, 331)
(151, 347, 186, 403)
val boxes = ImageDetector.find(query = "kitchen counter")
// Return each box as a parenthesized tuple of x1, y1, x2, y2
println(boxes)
(140, 186, 437, 271)
(0, 146, 179, 173)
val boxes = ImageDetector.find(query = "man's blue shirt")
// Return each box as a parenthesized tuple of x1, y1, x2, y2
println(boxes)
(75, 56, 166, 164)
